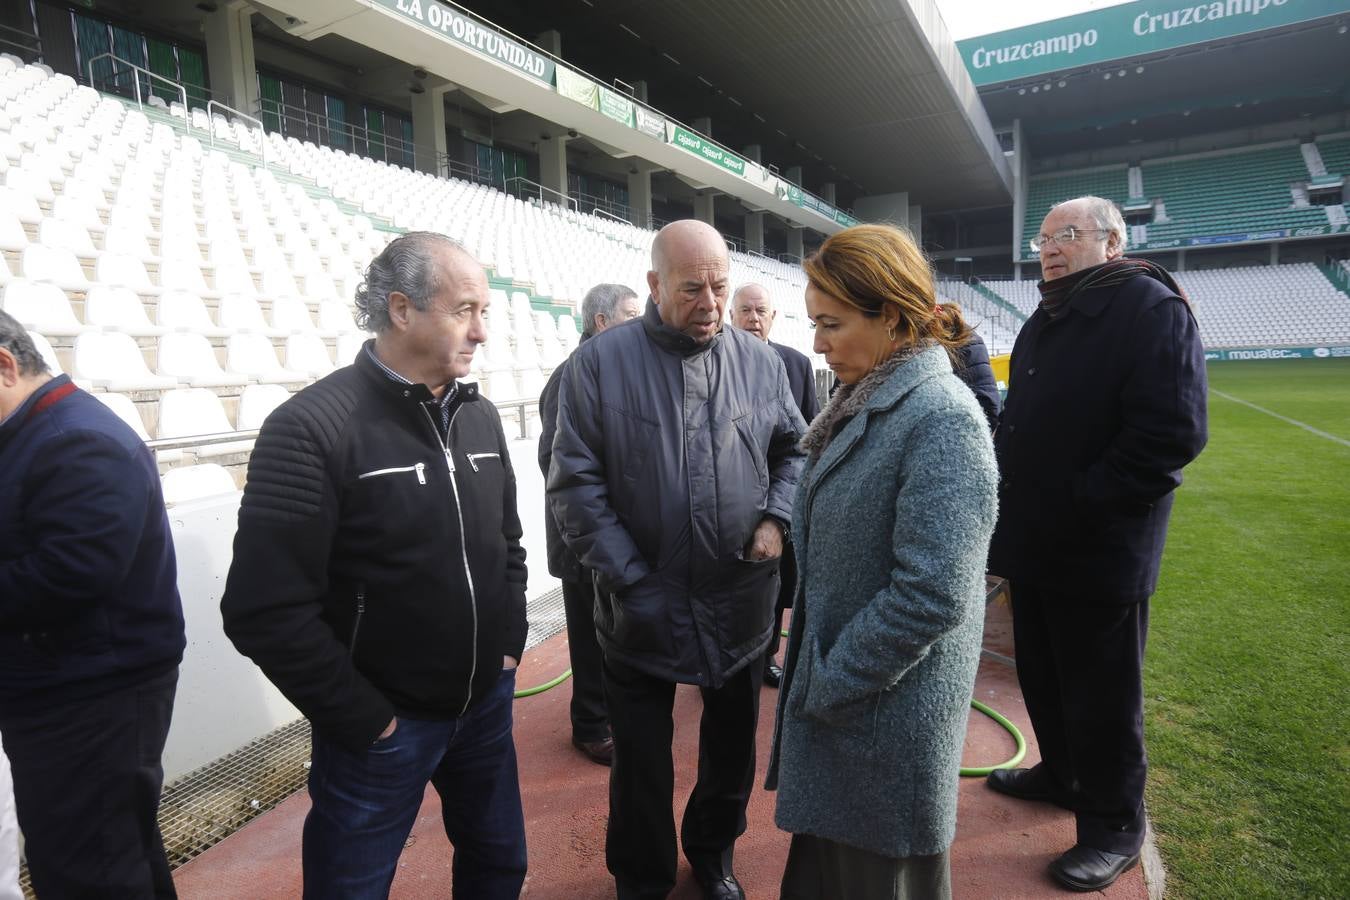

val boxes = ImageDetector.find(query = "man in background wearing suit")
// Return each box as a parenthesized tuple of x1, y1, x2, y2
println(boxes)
(730, 283, 820, 688)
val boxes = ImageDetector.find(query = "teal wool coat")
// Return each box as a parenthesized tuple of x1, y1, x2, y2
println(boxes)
(766, 345, 999, 859)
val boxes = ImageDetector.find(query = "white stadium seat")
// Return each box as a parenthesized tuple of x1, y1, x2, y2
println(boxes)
(1, 279, 89, 335)
(160, 464, 239, 504)
(157, 332, 250, 388)
(236, 383, 292, 430)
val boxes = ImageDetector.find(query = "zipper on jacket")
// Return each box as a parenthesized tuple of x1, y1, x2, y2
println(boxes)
(349, 585, 366, 657)
(358, 463, 427, 484)
(465, 451, 500, 472)
(419, 404, 479, 715)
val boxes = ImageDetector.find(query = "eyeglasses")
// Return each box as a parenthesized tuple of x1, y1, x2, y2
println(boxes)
(1030, 227, 1107, 253)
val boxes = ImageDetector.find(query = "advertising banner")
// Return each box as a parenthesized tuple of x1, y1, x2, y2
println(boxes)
(668, 125, 747, 176)
(372, 0, 556, 85)
(555, 67, 599, 109)
(598, 86, 635, 127)
(635, 106, 665, 139)
(1204, 345, 1350, 360)
(957, 0, 1345, 87)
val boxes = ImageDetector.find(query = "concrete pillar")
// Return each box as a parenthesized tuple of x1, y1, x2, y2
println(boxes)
(1014, 262, 1024, 280)
(786, 227, 805, 261)
(634, 81, 649, 103)
(627, 167, 652, 229)
(203, 3, 258, 113)
(908, 204, 923, 246)
(744, 212, 765, 254)
(539, 134, 570, 201)
(784, 165, 802, 186)
(821, 182, 836, 205)
(853, 191, 908, 226)
(693, 192, 716, 226)
(743, 144, 762, 164)
(409, 88, 447, 176)
(692, 116, 712, 136)
(1012, 118, 1029, 264)
(536, 30, 562, 56)
(1270, 243, 1280, 265)
(1176, 248, 1187, 272)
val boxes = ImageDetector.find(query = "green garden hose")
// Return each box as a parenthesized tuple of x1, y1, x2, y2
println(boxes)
(513, 663, 1026, 776)
(514, 668, 573, 698)
(960, 698, 1027, 777)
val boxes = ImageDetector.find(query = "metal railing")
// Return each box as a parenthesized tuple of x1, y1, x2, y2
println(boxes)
(504, 176, 579, 213)
(256, 97, 417, 168)
(86, 53, 187, 121)
(0, 22, 40, 60)
(146, 430, 260, 453)
(570, 189, 629, 222)
(438, 154, 500, 188)
(207, 99, 268, 167)
(591, 207, 632, 227)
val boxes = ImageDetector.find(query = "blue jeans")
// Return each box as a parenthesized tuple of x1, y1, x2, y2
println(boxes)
(302, 668, 526, 899)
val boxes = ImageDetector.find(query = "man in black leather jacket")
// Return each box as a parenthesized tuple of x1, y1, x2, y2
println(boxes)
(222, 233, 529, 900)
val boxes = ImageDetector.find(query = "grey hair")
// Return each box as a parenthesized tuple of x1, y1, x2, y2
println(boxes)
(1061, 195, 1128, 252)
(354, 231, 465, 333)
(580, 283, 638, 337)
(0, 310, 50, 376)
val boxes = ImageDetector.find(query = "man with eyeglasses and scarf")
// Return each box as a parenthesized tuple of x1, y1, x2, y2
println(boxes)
(985, 196, 1208, 892)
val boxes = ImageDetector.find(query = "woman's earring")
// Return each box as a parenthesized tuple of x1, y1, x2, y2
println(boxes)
(886, 324, 897, 343)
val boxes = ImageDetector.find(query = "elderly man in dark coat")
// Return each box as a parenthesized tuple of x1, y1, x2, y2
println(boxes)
(729, 282, 820, 688)
(987, 196, 1208, 892)
(549, 220, 806, 900)
(537, 282, 641, 766)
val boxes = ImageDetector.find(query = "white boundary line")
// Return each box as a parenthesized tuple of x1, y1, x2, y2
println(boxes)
(1211, 389, 1350, 449)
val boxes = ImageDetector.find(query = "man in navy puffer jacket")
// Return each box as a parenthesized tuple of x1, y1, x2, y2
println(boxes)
(0, 310, 185, 898)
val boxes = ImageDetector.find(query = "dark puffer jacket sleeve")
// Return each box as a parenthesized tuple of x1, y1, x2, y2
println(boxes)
(221, 394, 395, 752)
(766, 374, 807, 527)
(547, 346, 650, 595)
(953, 335, 1002, 433)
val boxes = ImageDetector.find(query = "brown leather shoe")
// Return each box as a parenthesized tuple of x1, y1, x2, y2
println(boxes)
(572, 736, 614, 766)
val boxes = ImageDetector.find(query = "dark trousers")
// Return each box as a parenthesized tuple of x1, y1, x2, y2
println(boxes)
(1010, 581, 1150, 854)
(781, 833, 951, 900)
(764, 542, 798, 661)
(602, 654, 763, 900)
(562, 576, 609, 742)
(0, 667, 178, 899)
(302, 668, 526, 900)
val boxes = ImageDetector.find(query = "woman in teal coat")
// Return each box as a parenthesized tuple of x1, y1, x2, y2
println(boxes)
(767, 224, 999, 899)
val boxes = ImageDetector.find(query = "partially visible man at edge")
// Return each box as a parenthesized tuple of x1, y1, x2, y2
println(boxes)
(729, 282, 820, 689)
(549, 220, 806, 900)
(0, 309, 185, 898)
(221, 232, 529, 899)
(537, 282, 641, 766)
(986, 196, 1207, 892)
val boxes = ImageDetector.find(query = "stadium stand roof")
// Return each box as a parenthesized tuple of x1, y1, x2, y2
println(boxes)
(967, 3, 1350, 155)
(244, 0, 1013, 214)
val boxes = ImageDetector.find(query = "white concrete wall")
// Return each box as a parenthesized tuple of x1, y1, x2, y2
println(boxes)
(160, 435, 558, 782)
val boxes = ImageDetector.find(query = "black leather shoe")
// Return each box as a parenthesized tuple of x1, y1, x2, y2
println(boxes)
(763, 663, 783, 688)
(691, 869, 745, 900)
(572, 736, 613, 766)
(987, 766, 1064, 805)
(1048, 845, 1139, 892)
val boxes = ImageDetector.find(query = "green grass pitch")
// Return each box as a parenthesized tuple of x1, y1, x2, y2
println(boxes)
(1145, 358, 1350, 898)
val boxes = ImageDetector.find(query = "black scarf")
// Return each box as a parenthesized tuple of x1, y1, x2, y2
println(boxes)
(1038, 258, 1188, 319)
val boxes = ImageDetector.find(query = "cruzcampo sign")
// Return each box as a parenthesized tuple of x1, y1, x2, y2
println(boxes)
(372, 0, 556, 85)
(957, 0, 1348, 87)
